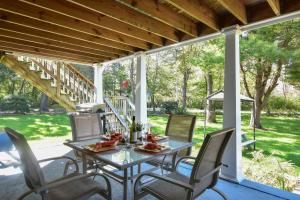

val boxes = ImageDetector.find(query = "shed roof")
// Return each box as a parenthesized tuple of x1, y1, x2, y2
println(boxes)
(206, 90, 254, 102)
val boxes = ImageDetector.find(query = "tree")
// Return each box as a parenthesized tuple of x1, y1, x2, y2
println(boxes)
(240, 20, 300, 128)
(147, 51, 175, 111)
(175, 45, 198, 112)
(191, 39, 225, 123)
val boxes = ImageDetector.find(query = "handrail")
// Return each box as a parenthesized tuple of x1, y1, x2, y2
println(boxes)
(65, 63, 95, 89)
(104, 97, 128, 130)
(16, 55, 96, 104)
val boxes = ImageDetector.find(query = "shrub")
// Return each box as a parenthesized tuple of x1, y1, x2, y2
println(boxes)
(0, 95, 30, 113)
(268, 96, 300, 112)
(244, 151, 298, 192)
(161, 101, 178, 114)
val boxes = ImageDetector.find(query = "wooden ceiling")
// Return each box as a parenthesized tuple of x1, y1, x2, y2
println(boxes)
(0, 0, 299, 64)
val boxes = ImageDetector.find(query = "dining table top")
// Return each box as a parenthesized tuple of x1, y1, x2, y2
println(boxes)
(64, 137, 193, 170)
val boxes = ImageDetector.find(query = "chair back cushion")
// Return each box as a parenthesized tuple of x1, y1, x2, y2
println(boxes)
(190, 128, 234, 193)
(5, 127, 45, 190)
(69, 113, 103, 141)
(165, 114, 196, 156)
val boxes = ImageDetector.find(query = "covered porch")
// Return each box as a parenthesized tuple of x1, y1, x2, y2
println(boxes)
(0, 0, 300, 199)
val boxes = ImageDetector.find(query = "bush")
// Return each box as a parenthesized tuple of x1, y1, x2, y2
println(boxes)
(161, 101, 178, 114)
(0, 95, 30, 113)
(244, 151, 298, 192)
(268, 96, 300, 112)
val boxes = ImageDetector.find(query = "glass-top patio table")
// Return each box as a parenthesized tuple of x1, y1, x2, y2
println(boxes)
(64, 138, 193, 200)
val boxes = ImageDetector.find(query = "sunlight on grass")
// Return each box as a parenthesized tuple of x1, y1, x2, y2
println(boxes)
(0, 114, 72, 140)
(149, 113, 300, 172)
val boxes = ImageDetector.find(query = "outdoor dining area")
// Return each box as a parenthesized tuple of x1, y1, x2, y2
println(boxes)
(2, 112, 288, 200)
(1, 0, 300, 199)
(3, 113, 232, 200)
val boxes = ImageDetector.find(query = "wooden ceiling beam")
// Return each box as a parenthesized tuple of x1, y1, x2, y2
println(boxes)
(267, 0, 280, 15)
(119, 0, 199, 36)
(0, 10, 134, 52)
(0, 0, 148, 50)
(162, 0, 220, 31)
(0, 28, 116, 59)
(0, 39, 106, 62)
(0, 45, 100, 64)
(20, 0, 164, 47)
(0, 21, 125, 56)
(68, 0, 180, 42)
(0, 34, 109, 61)
(217, 0, 247, 24)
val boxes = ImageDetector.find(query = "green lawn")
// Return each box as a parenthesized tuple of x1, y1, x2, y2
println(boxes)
(0, 113, 299, 173)
(149, 113, 300, 173)
(0, 114, 71, 140)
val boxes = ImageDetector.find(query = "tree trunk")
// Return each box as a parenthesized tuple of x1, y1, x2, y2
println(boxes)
(18, 80, 26, 95)
(40, 93, 49, 113)
(206, 73, 216, 123)
(151, 95, 155, 112)
(250, 100, 263, 129)
(182, 71, 188, 112)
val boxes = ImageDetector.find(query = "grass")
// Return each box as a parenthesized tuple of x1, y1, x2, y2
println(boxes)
(148, 113, 300, 173)
(0, 114, 71, 140)
(0, 112, 299, 173)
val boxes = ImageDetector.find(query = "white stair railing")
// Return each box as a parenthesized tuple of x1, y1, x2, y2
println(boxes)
(108, 96, 135, 125)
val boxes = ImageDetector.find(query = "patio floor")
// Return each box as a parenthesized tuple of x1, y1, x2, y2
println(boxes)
(0, 140, 299, 200)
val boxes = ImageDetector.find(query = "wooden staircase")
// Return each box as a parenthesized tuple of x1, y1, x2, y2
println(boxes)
(0, 54, 95, 111)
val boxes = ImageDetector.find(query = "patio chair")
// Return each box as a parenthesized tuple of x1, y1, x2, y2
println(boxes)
(4, 127, 112, 200)
(147, 114, 196, 172)
(134, 128, 234, 200)
(65, 113, 104, 174)
(69, 113, 104, 141)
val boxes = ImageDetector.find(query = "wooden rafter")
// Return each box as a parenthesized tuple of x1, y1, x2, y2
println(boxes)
(0, 20, 125, 56)
(163, 0, 220, 31)
(68, 0, 180, 42)
(0, 46, 98, 64)
(217, 0, 247, 24)
(0, 40, 105, 63)
(0, 35, 108, 61)
(0, 1, 149, 50)
(0, 29, 116, 59)
(267, 0, 280, 16)
(0, 10, 134, 52)
(119, 0, 199, 37)
(20, 0, 165, 47)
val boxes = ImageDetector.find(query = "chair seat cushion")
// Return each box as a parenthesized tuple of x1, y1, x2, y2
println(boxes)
(47, 173, 107, 200)
(143, 172, 205, 200)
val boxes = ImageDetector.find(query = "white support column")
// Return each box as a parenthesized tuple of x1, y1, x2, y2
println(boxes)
(221, 25, 243, 182)
(135, 53, 147, 124)
(93, 64, 104, 104)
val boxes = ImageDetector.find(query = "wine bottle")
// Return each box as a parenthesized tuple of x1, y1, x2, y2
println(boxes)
(130, 116, 136, 143)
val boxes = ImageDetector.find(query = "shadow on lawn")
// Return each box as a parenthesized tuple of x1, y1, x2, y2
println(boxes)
(0, 114, 71, 140)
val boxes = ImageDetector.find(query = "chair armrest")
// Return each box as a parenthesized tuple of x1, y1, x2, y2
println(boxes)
(195, 164, 222, 183)
(134, 172, 194, 191)
(38, 156, 79, 173)
(175, 156, 196, 169)
(36, 172, 110, 193)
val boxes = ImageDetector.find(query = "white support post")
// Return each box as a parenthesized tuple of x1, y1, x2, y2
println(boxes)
(135, 53, 147, 124)
(93, 64, 104, 104)
(221, 25, 243, 182)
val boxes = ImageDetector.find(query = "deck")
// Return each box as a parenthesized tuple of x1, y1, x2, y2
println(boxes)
(0, 140, 299, 200)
